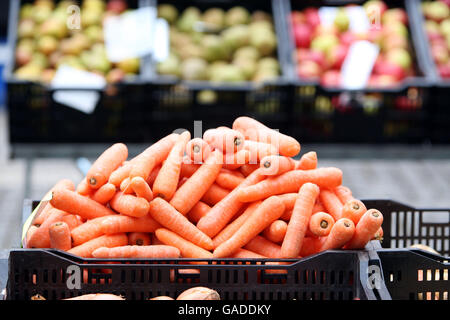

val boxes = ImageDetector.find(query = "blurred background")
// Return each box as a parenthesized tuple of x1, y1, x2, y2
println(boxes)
(0, 0, 449, 249)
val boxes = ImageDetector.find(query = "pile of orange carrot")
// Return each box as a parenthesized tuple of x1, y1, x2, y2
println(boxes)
(24, 116, 384, 260)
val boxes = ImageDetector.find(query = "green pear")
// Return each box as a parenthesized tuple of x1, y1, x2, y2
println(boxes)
(158, 4, 179, 24)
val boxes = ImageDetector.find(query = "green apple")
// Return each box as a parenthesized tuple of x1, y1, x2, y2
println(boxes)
(158, 4, 178, 24)
(440, 18, 450, 37)
(386, 48, 412, 70)
(310, 34, 339, 55)
(334, 9, 350, 32)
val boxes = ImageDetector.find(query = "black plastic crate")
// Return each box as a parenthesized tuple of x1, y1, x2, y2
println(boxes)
(363, 200, 449, 300)
(6, 248, 382, 301)
(282, 0, 433, 143)
(4, 0, 151, 144)
(411, 0, 450, 144)
(11, 199, 388, 301)
(146, 0, 292, 141)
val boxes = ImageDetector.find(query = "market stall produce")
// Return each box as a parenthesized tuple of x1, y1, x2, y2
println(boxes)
(13, 0, 140, 84)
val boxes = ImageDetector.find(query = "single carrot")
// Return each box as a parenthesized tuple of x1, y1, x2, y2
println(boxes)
(281, 183, 320, 258)
(319, 189, 344, 221)
(222, 149, 250, 170)
(243, 140, 278, 165)
(341, 199, 367, 225)
(239, 163, 260, 177)
(120, 177, 134, 194)
(60, 214, 83, 231)
(91, 183, 117, 205)
(373, 227, 384, 241)
(146, 165, 162, 187)
(50, 188, 115, 220)
(110, 192, 150, 218)
(200, 183, 230, 207)
(180, 156, 200, 178)
(27, 208, 67, 248)
(213, 196, 285, 258)
(87, 143, 128, 189)
(277, 193, 299, 211)
(169, 150, 223, 215)
(49, 222, 72, 251)
(92, 245, 180, 259)
(237, 168, 342, 202)
(129, 152, 156, 182)
(128, 232, 151, 246)
(187, 201, 211, 224)
(243, 235, 283, 259)
(130, 177, 153, 202)
(334, 185, 354, 204)
(299, 237, 325, 257)
(109, 163, 132, 187)
(260, 155, 296, 176)
(320, 218, 355, 251)
(212, 201, 261, 248)
(68, 233, 128, 258)
(215, 169, 245, 190)
(295, 151, 317, 170)
(153, 131, 191, 200)
(71, 214, 160, 246)
(186, 138, 212, 164)
(344, 209, 384, 249)
(308, 212, 335, 237)
(203, 127, 245, 154)
(155, 228, 213, 259)
(149, 198, 214, 250)
(76, 179, 93, 196)
(197, 168, 265, 238)
(233, 116, 301, 157)
(263, 220, 288, 243)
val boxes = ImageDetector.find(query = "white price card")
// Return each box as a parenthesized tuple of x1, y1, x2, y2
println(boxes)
(51, 65, 106, 114)
(104, 6, 156, 62)
(318, 7, 338, 27)
(152, 18, 170, 63)
(341, 40, 379, 90)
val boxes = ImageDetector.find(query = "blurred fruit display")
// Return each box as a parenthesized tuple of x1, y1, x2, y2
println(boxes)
(156, 4, 281, 83)
(14, 0, 140, 84)
(422, 0, 450, 78)
(290, 1, 418, 88)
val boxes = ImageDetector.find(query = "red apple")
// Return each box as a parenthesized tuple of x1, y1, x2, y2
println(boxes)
(328, 44, 348, 70)
(320, 70, 341, 88)
(291, 11, 305, 25)
(340, 31, 356, 47)
(297, 60, 321, 79)
(373, 59, 406, 80)
(107, 0, 128, 14)
(297, 49, 327, 69)
(293, 23, 312, 48)
(382, 34, 408, 52)
(304, 7, 321, 28)
(438, 62, 450, 78)
(431, 43, 449, 65)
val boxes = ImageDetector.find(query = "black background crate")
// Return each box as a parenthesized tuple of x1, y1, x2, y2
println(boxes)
(146, 0, 292, 141)
(5, 0, 150, 144)
(6, 248, 382, 300)
(363, 200, 450, 301)
(281, 0, 434, 144)
(411, 0, 450, 144)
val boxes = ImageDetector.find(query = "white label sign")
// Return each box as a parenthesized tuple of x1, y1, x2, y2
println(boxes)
(104, 7, 156, 62)
(152, 18, 170, 63)
(341, 40, 379, 90)
(51, 65, 106, 114)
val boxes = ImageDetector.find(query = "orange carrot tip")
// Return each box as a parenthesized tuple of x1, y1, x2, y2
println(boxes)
(203, 127, 245, 154)
(186, 138, 212, 164)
